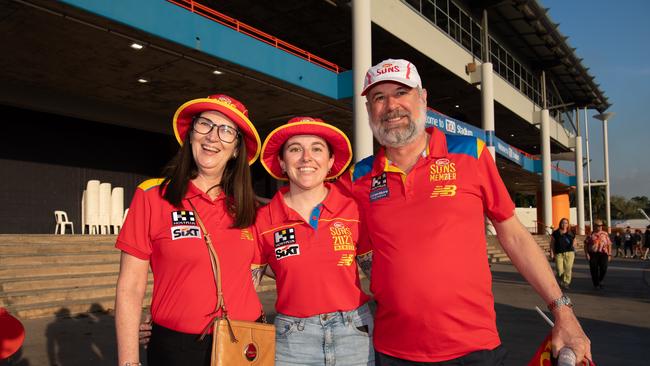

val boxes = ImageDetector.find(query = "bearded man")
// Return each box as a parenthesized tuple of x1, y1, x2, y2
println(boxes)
(341, 58, 591, 366)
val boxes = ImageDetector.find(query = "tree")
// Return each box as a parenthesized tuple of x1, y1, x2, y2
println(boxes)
(584, 185, 607, 222)
(631, 196, 650, 213)
(611, 196, 640, 219)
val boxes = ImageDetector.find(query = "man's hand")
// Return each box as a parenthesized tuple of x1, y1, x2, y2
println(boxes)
(139, 312, 152, 347)
(551, 307, 592, 365)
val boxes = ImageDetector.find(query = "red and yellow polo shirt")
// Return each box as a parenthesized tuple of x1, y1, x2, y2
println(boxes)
(116, 179, 263, 334)
(255, 183, 370, 317)
(340, 127, 515, 362)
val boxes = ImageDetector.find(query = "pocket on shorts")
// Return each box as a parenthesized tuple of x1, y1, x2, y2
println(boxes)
(350, 307, 374, 337)
(274, 315, 297, 339)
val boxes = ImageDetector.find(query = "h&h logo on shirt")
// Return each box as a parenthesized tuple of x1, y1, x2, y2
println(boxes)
(171, 211, 196, 226)
(274, 228, 296, 247)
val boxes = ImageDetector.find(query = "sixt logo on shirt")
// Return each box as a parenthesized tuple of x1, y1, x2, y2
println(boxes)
(275, 244, 300, 260)
(369, 173, 389, 202)
(171, 226, 201, 240)
(274, 228, 296, 248)
(171, 211, 196, 226)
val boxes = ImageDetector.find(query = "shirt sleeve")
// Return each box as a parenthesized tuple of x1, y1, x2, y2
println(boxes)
(356, 207, 373, 256)
(115, 188, 153, 260)
(252, 213, 271, 266)
(251, 224, 266, 267)
(477, 147, 515, 223)
(334, 171, 354, 197)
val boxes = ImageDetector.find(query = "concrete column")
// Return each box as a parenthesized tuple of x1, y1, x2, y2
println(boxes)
(480, 10, 495, 158)
(584, 108, 593, 229)
(575, 137, 585, 234)
(575, 108, 585, 235)
(481, 62, 495, 158)
(541, 108, 553, 234)
(603, 119, 611, 232)
(594, 112, 614, 232)
(352, 0, 373, 161)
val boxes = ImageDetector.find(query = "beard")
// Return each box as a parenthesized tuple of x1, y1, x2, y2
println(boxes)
(370, 105, 427, 148)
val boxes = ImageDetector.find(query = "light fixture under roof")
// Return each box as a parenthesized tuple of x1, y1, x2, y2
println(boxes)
(212, 69, 223, 75)
(454, 104, 460, 108)
(130, 42, 144, 50)
(137, 78, 148, 83)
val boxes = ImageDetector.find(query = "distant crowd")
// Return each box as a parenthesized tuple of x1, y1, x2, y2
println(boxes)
(611, 225, 650, 260)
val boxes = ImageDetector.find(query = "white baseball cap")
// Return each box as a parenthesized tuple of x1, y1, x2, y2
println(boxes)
(361, 58, 422, 96)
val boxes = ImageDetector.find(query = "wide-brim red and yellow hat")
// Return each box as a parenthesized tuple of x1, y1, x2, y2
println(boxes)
(261, 117, 352, 181)
(0, 307, 25, 359)
(172, 94, 261, 165)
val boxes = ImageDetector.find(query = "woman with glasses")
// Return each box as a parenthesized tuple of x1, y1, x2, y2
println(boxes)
(584, 219, 612, 289)
(254, 117, 374, 365)
(115, 94, 264, 366)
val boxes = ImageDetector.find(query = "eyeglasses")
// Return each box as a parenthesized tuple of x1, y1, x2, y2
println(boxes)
(192, 116, 240, 143)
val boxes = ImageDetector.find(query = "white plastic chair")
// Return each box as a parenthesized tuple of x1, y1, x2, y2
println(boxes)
(98, 182, 112, 235)
(110, 187, 124, 234)
(123, 208, 129, 225)
(54, 211, 74, 234)
(85, 180, 100, 235)
(81, 189, 86, 234)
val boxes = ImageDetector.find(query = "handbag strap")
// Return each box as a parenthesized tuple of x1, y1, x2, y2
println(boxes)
(186, 199, 238, 342)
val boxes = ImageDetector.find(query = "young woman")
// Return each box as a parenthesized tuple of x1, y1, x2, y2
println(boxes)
(549, 218, 576, 289)
(115, 94, 264, 366)
(255, 117, 374, 365)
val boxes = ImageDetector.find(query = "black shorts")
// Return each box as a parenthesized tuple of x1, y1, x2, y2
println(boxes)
(375, 345, 507, 366)
(147, 323, 212, 366)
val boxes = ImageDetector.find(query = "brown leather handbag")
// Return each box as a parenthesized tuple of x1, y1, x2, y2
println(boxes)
(189, 201, 276, 366)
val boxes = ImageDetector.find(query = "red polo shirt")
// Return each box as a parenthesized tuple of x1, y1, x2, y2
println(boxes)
(116, 179, 263, 334)
(340, 128, 515, 362)
(255, 183, 370, 317)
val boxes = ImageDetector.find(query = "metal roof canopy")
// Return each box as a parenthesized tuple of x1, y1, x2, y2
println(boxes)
(0, 0, 354, 140)
(467, 0, 610, 112)
(0, 0, 607, 193)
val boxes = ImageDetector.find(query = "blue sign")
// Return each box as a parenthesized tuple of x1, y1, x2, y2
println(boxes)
(424, 108, 574, 186)
(425, 109, 485, 140)
(494, 137, 523, 166)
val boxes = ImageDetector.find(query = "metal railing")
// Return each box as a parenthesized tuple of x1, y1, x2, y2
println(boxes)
(401, 0, 562, 111)
(167, 0, 342, 73)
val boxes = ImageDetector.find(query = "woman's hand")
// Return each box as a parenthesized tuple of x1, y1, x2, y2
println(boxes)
(139, 312, 152, 347)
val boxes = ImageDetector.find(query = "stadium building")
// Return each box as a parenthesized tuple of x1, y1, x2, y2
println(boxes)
(1, 0, 609, 234)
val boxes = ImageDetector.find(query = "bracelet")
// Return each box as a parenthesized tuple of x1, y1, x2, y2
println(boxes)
(123, 362, 142, 366)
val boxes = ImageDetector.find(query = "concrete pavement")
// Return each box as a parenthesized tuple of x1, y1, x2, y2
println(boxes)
(2, 255, 648, 365)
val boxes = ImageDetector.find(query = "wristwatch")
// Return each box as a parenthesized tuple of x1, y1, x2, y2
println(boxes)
(547, 295, 573, 312)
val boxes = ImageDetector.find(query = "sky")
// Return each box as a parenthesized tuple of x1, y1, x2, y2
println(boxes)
(541, 0, 650, 199)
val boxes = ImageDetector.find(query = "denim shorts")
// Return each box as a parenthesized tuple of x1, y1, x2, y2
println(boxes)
(274, 303, 374, 365)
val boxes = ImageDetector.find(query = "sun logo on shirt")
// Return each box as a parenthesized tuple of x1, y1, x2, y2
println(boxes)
(240, 229, 254, 241)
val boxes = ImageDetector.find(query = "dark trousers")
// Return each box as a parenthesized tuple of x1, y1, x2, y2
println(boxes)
(624, 244, 634, 257)
(588, 252, 609, 287)
(147, 323, 211, 366)
(375, 346, 507, 366)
